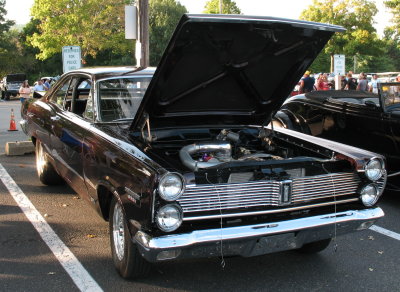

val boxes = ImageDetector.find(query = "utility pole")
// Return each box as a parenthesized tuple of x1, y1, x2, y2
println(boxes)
(219, 0, 223, 13)
(136, 0, 149, 67)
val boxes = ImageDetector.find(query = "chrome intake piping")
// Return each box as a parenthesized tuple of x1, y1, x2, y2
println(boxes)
(179, 141, 231, 171)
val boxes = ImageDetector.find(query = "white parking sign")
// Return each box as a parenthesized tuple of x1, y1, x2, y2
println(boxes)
(62, 46, 82, 73)
(334, 54, 345, 76)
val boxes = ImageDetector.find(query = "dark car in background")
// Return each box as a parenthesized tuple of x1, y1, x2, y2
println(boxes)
(20, 15, 386, 279)
(275, 83, 400, 186)
(1, 73, 26, 100)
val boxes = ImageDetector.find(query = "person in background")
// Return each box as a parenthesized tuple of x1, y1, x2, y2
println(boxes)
(369, 74, 380, 94)
(299, 70, 315, 93)
(343, 72, 357, 90)
(34, 79, 48, 91)
(42, 78, 51, 90)
(316, 73, 330, 90)
(357, 72, 368, 91)
(19, 80, 31, 104)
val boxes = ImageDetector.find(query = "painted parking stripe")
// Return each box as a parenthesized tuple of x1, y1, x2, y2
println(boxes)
(370, 225, 400, 241)
(0, 164, 103, 292)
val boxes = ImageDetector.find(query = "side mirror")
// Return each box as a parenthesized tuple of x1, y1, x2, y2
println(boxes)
(364, 100, 377, 107)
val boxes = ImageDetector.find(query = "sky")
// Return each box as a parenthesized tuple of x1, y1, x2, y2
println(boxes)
(5, 0, 393, 36)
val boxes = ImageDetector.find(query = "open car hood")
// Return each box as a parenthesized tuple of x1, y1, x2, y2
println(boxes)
(131, 14, 344, 131)
(6, 73, 26, 82)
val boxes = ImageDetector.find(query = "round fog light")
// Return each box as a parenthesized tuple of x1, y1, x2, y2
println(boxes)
(156, 204, 182, 232)
(360, 184, 379, 206)
(365, 158, 383, 181)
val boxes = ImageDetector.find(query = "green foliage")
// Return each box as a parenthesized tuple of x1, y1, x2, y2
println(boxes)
(29, 0, 133, 60)
(149, 0, 187, 66)
(385, 0, 400, 44)
(203, 0, 241, 14)
(300, 0, 383, 72)
(16, 18, 62, 82)
(0, 0, 14, 36)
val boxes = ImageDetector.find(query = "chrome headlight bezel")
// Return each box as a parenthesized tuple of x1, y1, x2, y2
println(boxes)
(155, 204, 183, 232)
(364, 158, 384, 182)
(360, 183, 379, 207)
(157, 172, 185, 201)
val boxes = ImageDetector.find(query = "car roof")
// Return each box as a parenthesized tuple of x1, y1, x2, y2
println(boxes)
(65, 66, 156, 81)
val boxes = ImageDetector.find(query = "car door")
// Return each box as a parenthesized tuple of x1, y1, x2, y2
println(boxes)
(380, 83, 400, 171)
(48, 74, 93, 198)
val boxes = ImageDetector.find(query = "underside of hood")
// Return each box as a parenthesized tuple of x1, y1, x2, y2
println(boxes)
(132, 14, 344, 131)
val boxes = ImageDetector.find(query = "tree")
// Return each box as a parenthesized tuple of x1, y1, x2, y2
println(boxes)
(385, 0, 400, 44)
(149, 0, 187, 66)
(20, 18, 63, 81)
(0, 0, 17, 76)
(203, 0, 241, 14)
(28, 0, 133, 61)
(300, 0, 382, 72)
(0, 0, 14, 36)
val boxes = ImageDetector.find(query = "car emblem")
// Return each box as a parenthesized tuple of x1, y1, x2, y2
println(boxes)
(279, 180, 292, 205)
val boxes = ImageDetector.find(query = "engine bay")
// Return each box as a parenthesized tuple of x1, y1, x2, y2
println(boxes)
(145, 126, 351, 184)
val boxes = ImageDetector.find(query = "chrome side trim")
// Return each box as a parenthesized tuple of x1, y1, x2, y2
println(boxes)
(182, 198, 359, 221)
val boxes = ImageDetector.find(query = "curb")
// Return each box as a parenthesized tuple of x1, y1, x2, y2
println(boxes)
(5, 141, 35, 156)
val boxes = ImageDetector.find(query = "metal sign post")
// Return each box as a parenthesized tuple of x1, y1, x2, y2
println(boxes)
(62, 46, 82, 73)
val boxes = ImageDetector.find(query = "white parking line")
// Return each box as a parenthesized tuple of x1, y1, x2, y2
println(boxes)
(370, 225, 400, 241)
(0, 164, 103, 292)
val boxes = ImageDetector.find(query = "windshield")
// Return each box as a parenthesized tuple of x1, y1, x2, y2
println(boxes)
(98, 76, 152, 122)
(381, 83, 400, 111)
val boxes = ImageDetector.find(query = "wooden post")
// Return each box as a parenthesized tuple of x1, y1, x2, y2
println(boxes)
(136, 0, 149, 67)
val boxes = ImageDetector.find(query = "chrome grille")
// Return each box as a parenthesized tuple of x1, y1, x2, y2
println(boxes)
(178, 172, 361, 214)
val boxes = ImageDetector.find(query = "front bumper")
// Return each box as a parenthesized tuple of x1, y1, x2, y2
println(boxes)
(20, 119, 28, 135)
(134, 207, 383, 262)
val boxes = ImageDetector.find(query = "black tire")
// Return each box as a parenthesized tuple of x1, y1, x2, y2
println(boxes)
(297, 239, 331, 254)
(109, 197, 151, 279)
(35, 140, 64, 185)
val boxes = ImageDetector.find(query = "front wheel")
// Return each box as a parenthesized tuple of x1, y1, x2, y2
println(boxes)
(297, 238, 331, 254)
(35, 140, 64, 185)
(110, 197, 151, 279)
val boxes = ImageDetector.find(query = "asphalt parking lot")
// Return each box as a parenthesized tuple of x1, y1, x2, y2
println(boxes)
(1, 100, 400, 291)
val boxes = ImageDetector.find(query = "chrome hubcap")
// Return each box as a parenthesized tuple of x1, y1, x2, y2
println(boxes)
(36, 143, 45, 175)
(112, 202, 125, 261)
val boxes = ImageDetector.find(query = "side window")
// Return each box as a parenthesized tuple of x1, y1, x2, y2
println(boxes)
(65, 78, 79, 111)
(83, 93, 94, 120)
(50, 79, 71, 107)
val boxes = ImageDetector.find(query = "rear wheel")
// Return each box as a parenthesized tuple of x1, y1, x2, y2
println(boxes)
(297, 239, 331, 254)
(110, 197, 151, 279)
(35, 141, 64, 185)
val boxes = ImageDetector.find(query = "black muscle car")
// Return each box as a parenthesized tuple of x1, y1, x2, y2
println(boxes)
(275, 83, 400, 186)
(21, 15, 386, 279)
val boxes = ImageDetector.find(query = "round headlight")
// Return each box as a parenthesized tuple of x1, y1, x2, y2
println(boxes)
(365, 158, 383, 181)
(156, 204, 182, 232)
(158, 173, 185, 201)
(360, 184, 379, 206)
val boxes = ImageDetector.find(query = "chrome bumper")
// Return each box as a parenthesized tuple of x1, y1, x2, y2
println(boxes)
(134, 207, 384, 262)
(20, 119, 28, 135)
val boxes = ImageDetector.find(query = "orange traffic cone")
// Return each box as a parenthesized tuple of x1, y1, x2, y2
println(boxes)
(8, 109, 18, 131)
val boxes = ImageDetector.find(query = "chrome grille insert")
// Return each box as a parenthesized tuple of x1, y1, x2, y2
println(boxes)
(178, 172, 361, 215)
